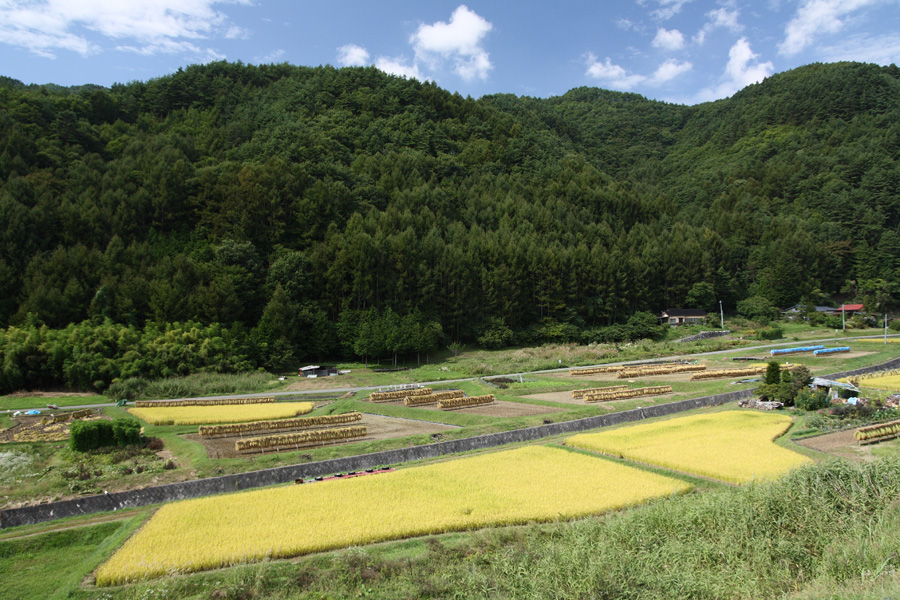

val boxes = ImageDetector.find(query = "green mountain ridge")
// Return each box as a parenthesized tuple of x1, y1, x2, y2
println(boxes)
(0, 61, 898, 371)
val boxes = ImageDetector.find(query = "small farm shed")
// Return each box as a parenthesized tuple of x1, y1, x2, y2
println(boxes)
(659, 308, 708, 326)
(837, 303, 865, 317)
(299, 365, 338, 378)
(810, 377, 860, 401)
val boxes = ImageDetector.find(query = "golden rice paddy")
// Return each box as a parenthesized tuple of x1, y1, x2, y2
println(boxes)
(127, 402, 314, 425)
(95, 446, 690, 585)
(566, 411, 811, 484)
(856, 374, 900, 391)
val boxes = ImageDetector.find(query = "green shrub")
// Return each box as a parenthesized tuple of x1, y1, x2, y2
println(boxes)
(737, 295, 780, 323)
(105, 377, 149, 401)
(756, 325, 784, 340)
(477, 318, 514, 349)
(69, 418, 142, 452)
(112, 419, 142, 446)
(795, 388, 830, 411)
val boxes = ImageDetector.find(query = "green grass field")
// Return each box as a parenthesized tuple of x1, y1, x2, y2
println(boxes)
(0, 395, 107, 411)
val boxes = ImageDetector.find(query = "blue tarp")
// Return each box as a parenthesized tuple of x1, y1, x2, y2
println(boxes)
(814, 347, 851, 355)
(771, 345, 826, 355)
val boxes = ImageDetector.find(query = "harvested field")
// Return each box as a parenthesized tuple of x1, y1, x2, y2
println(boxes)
(187, 413, 460, 458)
(399, 399, 564, 417)
(794, 429, 897, 462)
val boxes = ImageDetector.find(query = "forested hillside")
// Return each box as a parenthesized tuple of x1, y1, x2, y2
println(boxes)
(1, 61, 899, 390)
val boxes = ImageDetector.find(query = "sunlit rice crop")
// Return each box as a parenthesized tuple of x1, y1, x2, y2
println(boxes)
(567, 411, 811, 484)
(127, 402, 313, 425)
(94, 446, 690, 585)
(856, 374, 900, 391)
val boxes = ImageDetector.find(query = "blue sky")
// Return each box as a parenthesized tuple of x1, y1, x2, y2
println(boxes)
(1, 0, 898, 105)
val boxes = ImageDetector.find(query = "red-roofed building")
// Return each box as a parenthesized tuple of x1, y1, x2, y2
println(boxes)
(838, 304, 865, 316)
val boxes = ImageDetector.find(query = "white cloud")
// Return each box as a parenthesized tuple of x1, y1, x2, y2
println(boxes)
(694, 7, 742, 44)
(694, 37, 774, 101)
(640, 0, 695, 20)
(818, 32, 900, 64)
(779, 0, 877, 56)
(585, 54, 691, 89)
(652, 27, 685, 50)
(256, 49, 286, 64)
(410, 5, 493, 81)
(375, 56, 426, 81)
(650, 58, 693, 83)
(337, 44, 371, 67)
(0, 0, 246, 58)
(585, 54, 646, 89)
(117, 40, 225, 62)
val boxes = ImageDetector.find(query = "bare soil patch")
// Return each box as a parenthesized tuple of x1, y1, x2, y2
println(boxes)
(187, 413, 460, 458)
(441, 400, 565, 417)
(521, 390, 680, 406)
(816, 350, 872, 359)
(374, 399, 565, 417)
(282, 376, 359, 391)
(794, 428, 896, 461)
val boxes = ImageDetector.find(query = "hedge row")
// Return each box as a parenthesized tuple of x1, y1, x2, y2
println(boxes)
(616, 364, 706, 378)
(368, 388, 432, 403)
(855, 419, 900, 443)
(235, 426, 367, 452)
(403, 390, 465, 406)
(568, 366, 622, 376)
(690, 366, 769, 380)
(199, 412, 363, 438)
(47, 409, 93, 424)
(583, 386, 673, 403)
(571, 385, 628, 399)
(437, 394, 495, 410)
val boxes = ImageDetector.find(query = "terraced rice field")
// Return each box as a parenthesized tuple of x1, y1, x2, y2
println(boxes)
(566, 411, 811, 484)
(855, 374, 900, 391)
(95, 446, 690, 585)
(127, 402, 314, 425)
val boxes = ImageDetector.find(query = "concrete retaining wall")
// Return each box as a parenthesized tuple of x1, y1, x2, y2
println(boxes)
(3, 356, 898, 528)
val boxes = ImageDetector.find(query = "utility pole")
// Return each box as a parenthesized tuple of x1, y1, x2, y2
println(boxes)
(886, 313, 889, 344)
(719, 300, 724, 329)
(842, 306, 845, 332)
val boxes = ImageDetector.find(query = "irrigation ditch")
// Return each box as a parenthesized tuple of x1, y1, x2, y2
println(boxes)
(4, 356, 900, 529)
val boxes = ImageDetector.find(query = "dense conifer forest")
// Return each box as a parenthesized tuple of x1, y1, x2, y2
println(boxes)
(1, 61, 899, 391)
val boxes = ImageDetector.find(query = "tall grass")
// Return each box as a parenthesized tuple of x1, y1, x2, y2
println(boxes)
(108, 372, 276, 401)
